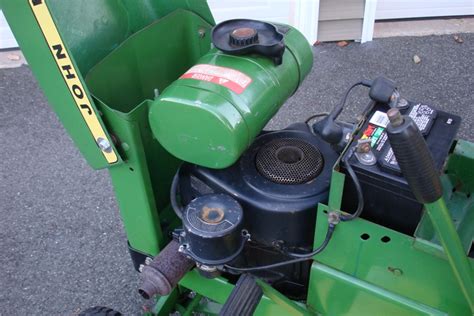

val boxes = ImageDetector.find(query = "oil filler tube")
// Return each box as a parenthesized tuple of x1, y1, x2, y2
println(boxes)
(386, 108, 474, 311)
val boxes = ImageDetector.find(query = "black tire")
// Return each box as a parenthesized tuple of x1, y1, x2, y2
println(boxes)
(78, 306, 122, 316)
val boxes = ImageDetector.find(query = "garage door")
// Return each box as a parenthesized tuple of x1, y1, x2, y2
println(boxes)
(0, 10, 18, 49)
(376, 0, 474, 20)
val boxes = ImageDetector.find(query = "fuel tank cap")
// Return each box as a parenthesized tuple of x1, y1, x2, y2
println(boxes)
(212, 19, 285, 65)
(229, 27, 259, 46)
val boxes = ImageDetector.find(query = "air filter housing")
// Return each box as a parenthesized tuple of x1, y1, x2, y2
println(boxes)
(256, 138, 324, 185)
(179, 194, 246, 266)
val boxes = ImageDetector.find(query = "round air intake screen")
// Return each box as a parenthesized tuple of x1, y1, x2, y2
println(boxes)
(256, 138, 324, 184)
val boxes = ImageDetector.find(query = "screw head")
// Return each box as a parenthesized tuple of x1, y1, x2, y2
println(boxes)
(198, 28, 206, 38)
(96, 137, 112, 153)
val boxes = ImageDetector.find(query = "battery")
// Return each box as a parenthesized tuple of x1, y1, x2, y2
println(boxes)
(342, 101, 461, 235)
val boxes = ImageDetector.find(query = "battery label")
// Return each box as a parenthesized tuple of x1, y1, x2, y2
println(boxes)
(180, 64, 252, 94)
(408, 104, 437, 135)
(369, 111, 390, 128)
(361, 124, 386, 148)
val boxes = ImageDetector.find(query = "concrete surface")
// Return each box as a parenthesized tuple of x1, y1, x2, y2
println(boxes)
(374, 17, 474, 38)
(0, 50, 26, 69)
(1, 33, 473, 315)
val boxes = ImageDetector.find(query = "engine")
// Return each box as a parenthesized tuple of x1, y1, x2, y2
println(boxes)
(176, 123, 338, 298)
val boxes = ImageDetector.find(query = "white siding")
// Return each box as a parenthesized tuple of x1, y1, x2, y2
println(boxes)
(208, 0, 319, 42)
(0, 10, 18, 49)
(376, 0, 474, 20)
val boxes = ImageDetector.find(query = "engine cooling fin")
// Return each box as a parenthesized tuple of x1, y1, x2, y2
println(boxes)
(255, 138, 324, 184)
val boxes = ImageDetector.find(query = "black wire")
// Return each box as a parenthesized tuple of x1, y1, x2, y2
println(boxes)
(305, 112, 329, 124)
(329, 82, 365, 120)
(170, 169, 183, 219)
(339, 147, 364, 221)
(224, 224, 336, 272)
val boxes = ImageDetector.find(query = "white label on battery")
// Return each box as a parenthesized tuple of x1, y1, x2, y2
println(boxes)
(369, 111, 390, 128)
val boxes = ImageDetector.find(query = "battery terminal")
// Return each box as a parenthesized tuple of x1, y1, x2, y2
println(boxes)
(355, 139, 377, 166)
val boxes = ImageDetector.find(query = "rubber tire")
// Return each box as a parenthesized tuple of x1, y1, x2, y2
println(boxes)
(78, 306, 122, 316)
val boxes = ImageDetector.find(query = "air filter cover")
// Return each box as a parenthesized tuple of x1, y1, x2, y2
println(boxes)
(180, 194, 246, 265)
(256, 138, 324, 184)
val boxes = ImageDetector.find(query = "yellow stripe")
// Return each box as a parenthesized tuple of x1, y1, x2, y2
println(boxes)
(29, 1, 118, 164)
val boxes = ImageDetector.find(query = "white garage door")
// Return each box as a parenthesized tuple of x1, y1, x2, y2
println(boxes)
(376, 0, 474, 20)
(0, 10, 18, 49)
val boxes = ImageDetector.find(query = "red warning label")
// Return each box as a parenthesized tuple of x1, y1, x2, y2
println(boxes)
(180, 64, 252, 94)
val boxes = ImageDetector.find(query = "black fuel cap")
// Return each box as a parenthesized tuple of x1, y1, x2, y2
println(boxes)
(212, 19, 285, 65)
(229, 27, 259, 47)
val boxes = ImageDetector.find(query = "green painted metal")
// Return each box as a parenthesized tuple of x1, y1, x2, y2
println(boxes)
(310, 262, 447, 316)
(47, 0, 215, 75)
(86, 9, 214, 114)
(425, 199, 474, 311)
(1, 0, 120, 168)
(84, 9, 213, 255)
(416, 176, 474, 255)
(307, 206, 473, 315)
(179, 269, 312, 315)
(447, 140, 474, 194)
(149, 26, 313, 168)
(2, 0, 214, 170)
(255, 279, 311, 315)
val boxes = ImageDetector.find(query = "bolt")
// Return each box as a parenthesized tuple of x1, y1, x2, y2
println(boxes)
(388, 266, 403, 276)
(138, 264, 144, 273)
(328, 211, 340, 225)
(96, 137, 112, 153)
(145, 257, 153, 265)
(387, 108, 404, 127)
(356, 139, 372, 153)
(397, 98, 409, 108)
(198, 28, 206, 38)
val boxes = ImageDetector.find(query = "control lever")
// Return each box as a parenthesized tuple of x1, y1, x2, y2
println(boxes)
(386, 108, 474, 312)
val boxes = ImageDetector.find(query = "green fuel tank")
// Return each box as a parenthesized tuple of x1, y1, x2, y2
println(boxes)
(149, 23, 313, 169)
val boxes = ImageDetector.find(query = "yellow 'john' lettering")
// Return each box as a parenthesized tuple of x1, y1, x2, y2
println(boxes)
(29, 0, 118, 164)
(51, 44, 66, 59)
(61, 65, 76, 79)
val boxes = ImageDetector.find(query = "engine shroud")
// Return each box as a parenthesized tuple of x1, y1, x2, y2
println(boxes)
(179, 123, 338, 250)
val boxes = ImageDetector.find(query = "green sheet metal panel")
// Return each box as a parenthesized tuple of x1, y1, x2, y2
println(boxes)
(1, 0, 214, 169)
(1, 0, 120, 168)
(308, 205, 472, 315)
